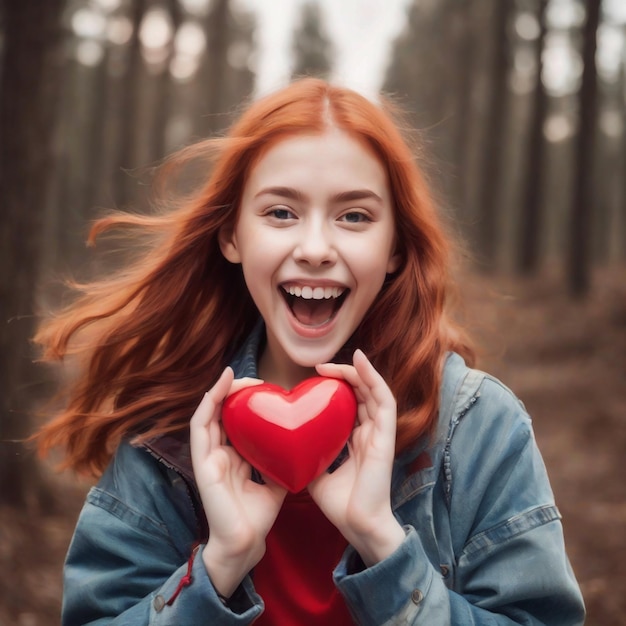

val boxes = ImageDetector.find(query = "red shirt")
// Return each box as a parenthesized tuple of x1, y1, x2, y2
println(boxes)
(254, 490, 353, 625)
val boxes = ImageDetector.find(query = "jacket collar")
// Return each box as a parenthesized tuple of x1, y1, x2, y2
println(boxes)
(140, 319, 265, 483)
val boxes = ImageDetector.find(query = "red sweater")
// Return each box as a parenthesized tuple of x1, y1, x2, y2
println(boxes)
(254, 490, 353, 625)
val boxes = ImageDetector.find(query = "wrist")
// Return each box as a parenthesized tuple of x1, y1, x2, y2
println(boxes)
(202, 538, 265, 598)
(349, 516, 405, 568)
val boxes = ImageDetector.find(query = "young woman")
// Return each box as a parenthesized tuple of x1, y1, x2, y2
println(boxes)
(35, 78, 585, 625)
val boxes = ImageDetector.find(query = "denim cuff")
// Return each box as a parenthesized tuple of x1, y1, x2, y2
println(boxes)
(149, 545, 263, 625)
(333, 525, 440, 625)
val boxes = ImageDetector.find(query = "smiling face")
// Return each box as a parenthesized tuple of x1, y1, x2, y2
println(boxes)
(220, 128, 400, 388)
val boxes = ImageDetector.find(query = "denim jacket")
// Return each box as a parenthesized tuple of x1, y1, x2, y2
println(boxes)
(62, 327, 585, 625)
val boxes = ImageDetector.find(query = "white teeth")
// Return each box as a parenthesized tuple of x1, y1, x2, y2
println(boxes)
(284, 285, 345, 300)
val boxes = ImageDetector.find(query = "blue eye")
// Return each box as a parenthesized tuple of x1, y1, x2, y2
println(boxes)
(269, 207, 294, 220)
(341, 212, 369, 223)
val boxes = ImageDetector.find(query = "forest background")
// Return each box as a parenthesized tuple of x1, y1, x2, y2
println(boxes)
(0, 0, 624, 624)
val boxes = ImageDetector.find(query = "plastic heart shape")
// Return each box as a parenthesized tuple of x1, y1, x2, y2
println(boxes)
(222, 377, 357, 493)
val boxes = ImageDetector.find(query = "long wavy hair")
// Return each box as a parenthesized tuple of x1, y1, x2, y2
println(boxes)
(33, 78, 474, 477)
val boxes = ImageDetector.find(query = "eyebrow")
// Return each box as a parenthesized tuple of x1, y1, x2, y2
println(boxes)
(254, 186, 306, 201)
(332, 189, 383, 204)
(255, 186, 383, 204)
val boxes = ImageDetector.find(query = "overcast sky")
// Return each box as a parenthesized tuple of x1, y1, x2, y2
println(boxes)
(239, 0, 412, 97)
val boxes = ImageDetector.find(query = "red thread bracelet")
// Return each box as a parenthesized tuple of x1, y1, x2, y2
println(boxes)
(166, 544, 200, 606)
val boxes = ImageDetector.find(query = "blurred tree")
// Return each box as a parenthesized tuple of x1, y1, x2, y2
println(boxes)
(474, 0, 512, 269)
(623, 48, 626, 257)
(114, 0, 148, 209)
(0, 0, 65, 508)
(518, 0, 549, 274)
(291, 0, 332, 80)
(451, 0, 475, 215)
(384, 1, 447, 138)
(194, 0, 256, 137)
(201, 0, 230, 133)
(81, 41, 113, 224)
(569, 0, 601, 296)
(383, 0, 460, 229)
(383, 0, 502, 227)
(218, 1, 256, 118)
(51, 26, 109, 274)
(149, 0, 184, 165)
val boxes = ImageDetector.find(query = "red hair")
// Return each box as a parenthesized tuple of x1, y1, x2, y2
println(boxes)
(34, 78, 474, 476)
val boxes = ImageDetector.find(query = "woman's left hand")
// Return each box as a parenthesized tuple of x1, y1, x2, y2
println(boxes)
(309, 349, 405, 567)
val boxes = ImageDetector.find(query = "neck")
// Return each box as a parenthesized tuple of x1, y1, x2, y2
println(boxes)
(258, 348, 316, 390)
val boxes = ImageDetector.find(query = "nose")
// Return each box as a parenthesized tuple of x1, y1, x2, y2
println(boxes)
(293, 218, 337, 267)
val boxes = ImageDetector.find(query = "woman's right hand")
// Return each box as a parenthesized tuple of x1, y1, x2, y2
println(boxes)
(190, 366, 287, 598)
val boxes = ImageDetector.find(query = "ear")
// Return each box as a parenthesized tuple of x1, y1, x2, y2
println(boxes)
(218, 226, 241, 264)
(386, 250, 401, 275)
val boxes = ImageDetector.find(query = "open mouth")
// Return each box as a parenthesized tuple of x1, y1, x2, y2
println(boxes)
(280, 283, 349, 327)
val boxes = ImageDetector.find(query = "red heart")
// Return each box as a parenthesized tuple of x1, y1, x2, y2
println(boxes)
(222, 377, 357, 493)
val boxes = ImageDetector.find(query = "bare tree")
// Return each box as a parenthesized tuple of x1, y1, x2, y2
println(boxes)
(474, 0, 512, 269)
(198, 0, 231, 136)
(451, 0, 476, 217)
(0, 0, 65, 508)
(291, 1, 332, 80)
(621, 32, 626, 260)
(569, 0, 601, 296)
(518, 0, 549, 274)
(149, 0, 183, 163)
(114, 0, 147, 209)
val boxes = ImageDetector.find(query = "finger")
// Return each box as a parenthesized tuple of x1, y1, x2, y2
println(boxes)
(196, 367, 233, 426)
(190, 367, 233, 460)
(190, 390, 215, 430)
(227, 376, 265, 397)
(204, 367, 236, 410)
(351, 351, 398, 441)
(315, 362, 356, 383)
(208, 407, 223, 442)
(352, 350, 396, 411)
(315, 362, 367, 403)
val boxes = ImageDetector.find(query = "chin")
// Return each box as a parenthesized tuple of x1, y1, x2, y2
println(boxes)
(288, 346, 341, 369)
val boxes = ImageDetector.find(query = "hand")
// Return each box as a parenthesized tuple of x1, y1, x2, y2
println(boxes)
(309, 350, 405, 567)
(190, 367, 287, 597)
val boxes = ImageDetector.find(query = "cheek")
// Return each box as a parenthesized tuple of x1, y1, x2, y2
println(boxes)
(240, 252, 278, 301)
(354, 244, 393, 278)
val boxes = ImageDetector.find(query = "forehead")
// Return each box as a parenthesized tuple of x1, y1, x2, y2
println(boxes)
(244, 128, 389, 196)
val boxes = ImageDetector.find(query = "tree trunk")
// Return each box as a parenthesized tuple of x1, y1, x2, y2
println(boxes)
(517, 0, 549, 274)
(474, 0, 511, 269)
(114, 0, 147, 208)
(197, 0, 231, 137)
(291, 1, 332, 80)
(452, 0, 475, 218)
(148, 0, 183, 163)
(622, 38, 626, 260)
(568, 0, 601, 296)
(82, 48, 112, 217)
(0, 0, 64, 508)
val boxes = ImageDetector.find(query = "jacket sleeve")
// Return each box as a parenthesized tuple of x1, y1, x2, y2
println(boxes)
(62, 443, 263, 626)
(333, 377, 585, 625)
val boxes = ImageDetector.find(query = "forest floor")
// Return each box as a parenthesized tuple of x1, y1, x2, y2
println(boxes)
(0, 265, 624, 626)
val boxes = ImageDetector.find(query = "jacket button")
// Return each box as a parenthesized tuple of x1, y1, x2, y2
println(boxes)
(440, 564, 450, 577)
(411, 589, 424, 605)
(153, 595, 166, 612)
